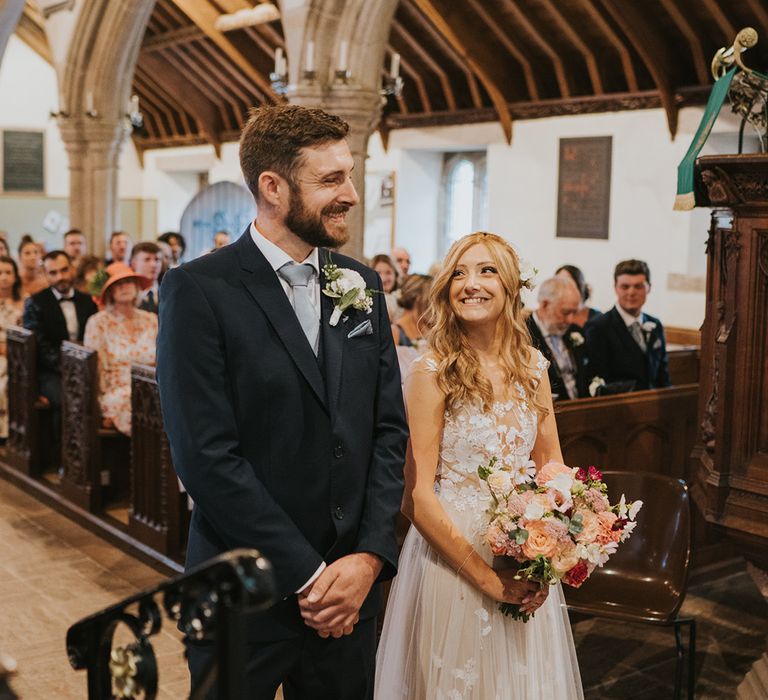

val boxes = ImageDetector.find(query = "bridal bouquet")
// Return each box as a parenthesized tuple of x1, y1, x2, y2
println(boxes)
(478, 459, 642, 621)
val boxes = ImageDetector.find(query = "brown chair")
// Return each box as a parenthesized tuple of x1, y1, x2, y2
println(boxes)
(564, 471, 695, 699)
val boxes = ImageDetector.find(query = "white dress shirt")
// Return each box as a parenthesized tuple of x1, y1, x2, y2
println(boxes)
(616, 304, 644, 327)
(249, 222, 326, 594)
(51, 287, 78, 341)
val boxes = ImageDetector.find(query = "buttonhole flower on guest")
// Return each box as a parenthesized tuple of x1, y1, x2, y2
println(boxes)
(322, 253, 375, 326)
(569, 331, 585, 347)
(588, 376, 606, 397)
(641, 321, 657, 333)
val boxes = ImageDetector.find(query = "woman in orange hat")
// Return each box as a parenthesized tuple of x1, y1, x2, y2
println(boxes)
(83, 262, 157, 435)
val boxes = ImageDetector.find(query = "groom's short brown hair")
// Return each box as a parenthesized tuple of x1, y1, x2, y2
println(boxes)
(239, 105, 349, 202)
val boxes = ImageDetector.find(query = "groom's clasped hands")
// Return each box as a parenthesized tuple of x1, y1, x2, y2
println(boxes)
(298, 552, 383, 639)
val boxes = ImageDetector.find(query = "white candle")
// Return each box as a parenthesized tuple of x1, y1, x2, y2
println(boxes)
(274, 47, 284, 75)
(130, 94, 139, 114)
(390, 52, 400, 79)
(305, 41, 315, 73)
(338, 41, 349, 72)
(85, 91, 94, 113)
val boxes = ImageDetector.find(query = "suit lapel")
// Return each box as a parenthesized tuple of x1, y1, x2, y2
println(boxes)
(609, 307, 646, 365)
(236, 232, 328, 412)
(527, 316, 564, 385)
(319, 254, 344, 415)
(43, 289, 68, 339)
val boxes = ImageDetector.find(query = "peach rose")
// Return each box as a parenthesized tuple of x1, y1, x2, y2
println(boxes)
(574, 509, 601, 544)
(551, 543, 580, 575)
(536, 461, 573, 487)
(521, 520, 561, 559)
(596, 511, 621, 544)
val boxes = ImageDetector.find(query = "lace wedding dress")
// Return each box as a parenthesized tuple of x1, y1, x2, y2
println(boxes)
(375, 352, 583, 699)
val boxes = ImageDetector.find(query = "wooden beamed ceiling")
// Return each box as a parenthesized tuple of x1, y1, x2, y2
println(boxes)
(16, 0, 768, 150)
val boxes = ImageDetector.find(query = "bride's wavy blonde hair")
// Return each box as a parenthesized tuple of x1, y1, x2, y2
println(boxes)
(425, 232, 546, 416)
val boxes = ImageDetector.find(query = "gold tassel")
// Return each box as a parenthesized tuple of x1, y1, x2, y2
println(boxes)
(673, 192, 696, 211)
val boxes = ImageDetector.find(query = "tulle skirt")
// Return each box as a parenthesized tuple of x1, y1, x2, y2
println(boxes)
(375, 498, 583, 699)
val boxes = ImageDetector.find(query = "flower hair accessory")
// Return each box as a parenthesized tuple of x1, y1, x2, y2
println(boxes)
(518, 258, 538, 291)
(322, 253, 375, 326)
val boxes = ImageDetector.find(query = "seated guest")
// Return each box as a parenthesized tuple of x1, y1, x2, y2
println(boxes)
(585, 259, 670, 392)
(130, 242, 162, 314)
(105, 231, 132, 265)
(391, 246, 411, 279)
(0, 256, 24, 440)
(63, 229, 87, 267)
(157, 231, 186, 267)
(156, 240, 173, 283)
(83, 263, 157, 436)
(74, 255, 103, 296)
(526, 276, 587, 401)
(18, 236, 48, 298)
(392, 273, 431, 348)
(0, 235, 10, 259)
(556, 264, 600, 328)
(213, 230, 231, 250)
(23, 251, 98, 446)
(370, 253, 401, 321)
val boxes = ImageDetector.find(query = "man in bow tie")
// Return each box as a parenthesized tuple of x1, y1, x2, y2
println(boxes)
(584, 259, 670, 392)
(157, 105, 408, 699)
(22, 251, 98, 450)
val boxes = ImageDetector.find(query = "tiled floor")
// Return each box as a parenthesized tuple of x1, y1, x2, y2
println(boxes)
(1, 475, 766, 699)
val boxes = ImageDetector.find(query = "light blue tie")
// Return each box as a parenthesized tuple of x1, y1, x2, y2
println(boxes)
(548, 333, 577, 399)
(629, 321, 647, 352)
(278, 262, 319, 354)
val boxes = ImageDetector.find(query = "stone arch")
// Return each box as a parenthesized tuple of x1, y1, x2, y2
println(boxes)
(56, 0, 156, 257)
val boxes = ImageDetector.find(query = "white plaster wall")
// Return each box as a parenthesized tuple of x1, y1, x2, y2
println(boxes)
(372, 107, 746, 328)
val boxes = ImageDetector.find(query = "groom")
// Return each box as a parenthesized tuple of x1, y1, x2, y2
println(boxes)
(157, 105, 408, 698)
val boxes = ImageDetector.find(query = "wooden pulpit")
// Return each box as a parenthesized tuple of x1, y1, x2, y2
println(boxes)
(691, 154, 768, 570)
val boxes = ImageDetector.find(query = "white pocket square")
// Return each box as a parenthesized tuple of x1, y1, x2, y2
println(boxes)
(653, 339, 662, 350)
(347, 319, 373, 338)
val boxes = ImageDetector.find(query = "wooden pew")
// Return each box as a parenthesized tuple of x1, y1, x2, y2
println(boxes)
(128, 364, 189, 561)
(59, 341, 130, 512)
(6, 326, 54, 476)
(555, 384, 699, 480)
(667, 346, 700, 385)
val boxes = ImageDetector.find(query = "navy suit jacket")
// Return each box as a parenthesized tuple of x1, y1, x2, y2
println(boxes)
(525, 316, 588, 400)
(22, 287, 98, 373)
(584, 306, 671, 391)
(157, 230, 408, 641)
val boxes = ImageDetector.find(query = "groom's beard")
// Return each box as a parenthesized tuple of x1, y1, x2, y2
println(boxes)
(285, 188, 351, 249)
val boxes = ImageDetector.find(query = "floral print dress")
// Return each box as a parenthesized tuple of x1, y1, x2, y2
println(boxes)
(0, 299, 23, 438)
(376, 351, 583, 699)
(83, 307, 158, 436)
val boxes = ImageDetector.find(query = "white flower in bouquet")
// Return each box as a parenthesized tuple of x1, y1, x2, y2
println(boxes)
(486, 470, 513, 496)
(512, 459, 537, 485)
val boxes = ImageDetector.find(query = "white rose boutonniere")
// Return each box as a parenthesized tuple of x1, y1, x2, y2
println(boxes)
(569, 331, 585, 347)
(641, 320, 657, 334)
(322, 255, 374, 326)
(588, 376, 606, 397)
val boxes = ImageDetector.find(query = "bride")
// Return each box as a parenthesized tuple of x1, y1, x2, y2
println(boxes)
(375, 232, 583, 699)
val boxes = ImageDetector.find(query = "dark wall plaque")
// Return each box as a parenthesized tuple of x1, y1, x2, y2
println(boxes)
(3, 130, 44, 193)
(556, 136, 612, 239)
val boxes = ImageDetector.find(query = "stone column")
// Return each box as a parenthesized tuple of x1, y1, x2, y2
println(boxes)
(58, 118, 127, 259)
(291, 85, 382, 260)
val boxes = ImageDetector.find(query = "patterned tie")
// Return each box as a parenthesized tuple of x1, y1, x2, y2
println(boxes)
(278, 262, 319, 354)
(629, 321, 647, 352)
(548, 333, 577, 399)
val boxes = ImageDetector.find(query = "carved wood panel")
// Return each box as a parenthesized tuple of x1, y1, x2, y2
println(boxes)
(59, 342, 100, 511)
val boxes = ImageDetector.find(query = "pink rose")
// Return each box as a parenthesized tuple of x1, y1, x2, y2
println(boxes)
(536, 461, 573, 486)
(563, 560, 590, 588)
(574, 509, 601, 544)
(551, 543, 580, 575)
(521, 520, 560, 560)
